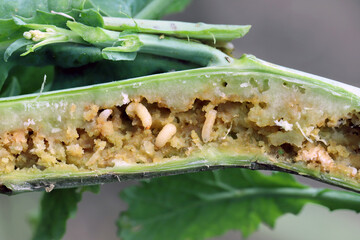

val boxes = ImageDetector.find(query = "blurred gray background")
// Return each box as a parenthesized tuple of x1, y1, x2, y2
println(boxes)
(1, 0, 360, 239)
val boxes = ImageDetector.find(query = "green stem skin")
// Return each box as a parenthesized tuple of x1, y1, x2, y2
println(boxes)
(66, 21, 232, 66)
(136, 34, 232, 66)
(12, 21, 240, 67)
(103, 17, 251, 41)
(1, 54, 360, 194)
(102, 33, 233, 66)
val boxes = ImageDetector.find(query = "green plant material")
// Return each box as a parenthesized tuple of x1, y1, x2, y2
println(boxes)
(0, 0, 191, 48)
(103, 18, 251, 41)
(0, 77, 21, 97)
(117, 168, 360, 240)
(0, 0, 86, 19)
(0, 0, 191, 22)
(4, 38, 33, 62)
(66, 21, 232, 66)
(5, 19, 238, 66)
(31, 185, 100, 240)
(11, 9, 104, 29)
(0, 61, 14, 91)
(89, 0, 191, 19)
(1, 0, 360, 201)
(0, 0, 238, 96)
(51, 53, 197, 89)
(4, 65, 54, 96)
(0, 19, 23, 43)
(9, 19, 85, 57)
(0, 0, 191, 52)
(1, 54, 360, 194)
(0, 0, 191, 53)
(1, 1, 359, 240)
(2, 42, 196, 93)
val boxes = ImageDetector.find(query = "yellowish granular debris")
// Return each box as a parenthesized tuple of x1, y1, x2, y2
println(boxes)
(327, 142, 351, 158)
(8, 130, 27, 154)
(66, 144, 84, 158)
(31, 134, 58, 168)
(83, 105, 99, 121)
(296, 143, 334, 170)
(66, 127, 79, 142)
(0, 97, 359, 182)
(191, 130, 202, 148)
(47, 138, 66, 162)
(170, 136, 187, 149)
(0, 149, 15, 173)
(86, 139, 107, 168)
(96, 109, 114, 137)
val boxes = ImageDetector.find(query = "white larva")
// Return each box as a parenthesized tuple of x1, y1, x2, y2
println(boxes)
(202, 109, 217, 143)
(155, 123, 177, 148)
(98, 109, 112, 122)
(126, 102, 152, 129)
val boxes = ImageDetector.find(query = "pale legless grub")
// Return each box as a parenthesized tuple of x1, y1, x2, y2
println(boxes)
(126, 102, 152, 129)
(155, 123, 177, 148)
(98, 109, 113, 123)
(202, 109, 217, 142)
(97, 109, 115, 136)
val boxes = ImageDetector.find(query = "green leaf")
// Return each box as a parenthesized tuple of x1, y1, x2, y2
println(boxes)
(89, 0, 191, 19)
(135, 0, 192, 19)
(0, 0, 87, 19)
(46, 44, 103, 68)
(31, 188, 81, 240)
(4, 38, 33, 62)
(66, 21, 118, 47)
(13, 10, 75, 28)
(31, 185, 100, 240)
(0, 1, 102, 46)
(74, 9, 104, 27)
(0, 60, 14, 91)
(12, 9, 104, 28)
(88, 0, 134, 17)
(0, 19, 23, 44)
(0, 76, 21, 97)
(51, 53, 197, 90)
(117, 169, 360, 240)
(0, 0, 191, 51)
(4, 65, 54, 95)
(0, 0, 191, 20)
